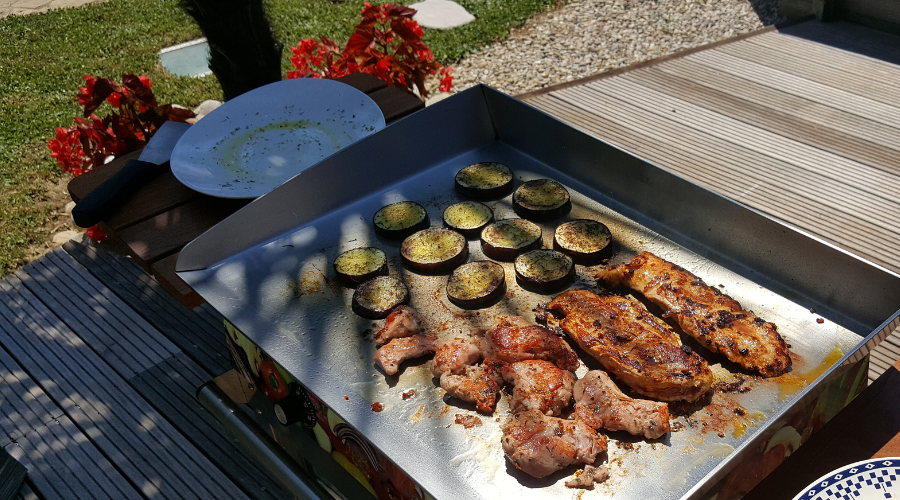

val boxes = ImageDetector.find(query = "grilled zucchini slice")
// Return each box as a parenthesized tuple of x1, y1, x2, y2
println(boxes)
(400, 228, 469, 274)
(352, 276, 410, 319)
(446, 261, 506, 309)
(514, 249, 575, 294)
(480, 218, 543, 261)
(373, 201, 430, 239)
(512, 179, 571, 221)
(454, 162, 514, 199)
(553, 219, 612, 266)
(333, 247, 388, 287)
(443, 201, 494, 239)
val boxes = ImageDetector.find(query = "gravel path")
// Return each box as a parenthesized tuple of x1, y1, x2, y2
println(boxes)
(450, 0, 781, 96)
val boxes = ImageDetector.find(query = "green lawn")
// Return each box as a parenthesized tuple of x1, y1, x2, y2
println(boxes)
(0, 0, 561, 276)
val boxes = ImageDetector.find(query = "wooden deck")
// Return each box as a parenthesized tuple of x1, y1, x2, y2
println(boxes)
(1, 242, 292, 499)
(521, 19, 900, 384)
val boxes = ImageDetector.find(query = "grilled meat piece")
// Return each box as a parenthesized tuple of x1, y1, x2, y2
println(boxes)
(484, 316, 580, 371)
(431, 337, 484, 377)
(440, 359, 506, 413)
(596, 252, 792, 377)
(501, 360, 576, 417)
(501, 409, 607, 478)
(574, 370, 670, 439)
(548, 289, 713, 402)
(374, 334, 436, 376)
(565, 465, 610, 489)
(374, 306, 420, 346)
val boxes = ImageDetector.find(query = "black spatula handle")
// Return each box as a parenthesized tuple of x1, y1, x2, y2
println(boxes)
(72, 159, 169, 228)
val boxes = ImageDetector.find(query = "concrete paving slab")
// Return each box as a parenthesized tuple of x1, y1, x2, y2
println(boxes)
(410, 0, 475, 29)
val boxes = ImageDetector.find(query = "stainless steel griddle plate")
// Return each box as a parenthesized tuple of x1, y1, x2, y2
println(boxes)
(178, 86, 900, 500)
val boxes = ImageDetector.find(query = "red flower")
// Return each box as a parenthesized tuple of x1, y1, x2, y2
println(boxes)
(286, 3, 453, 97)
(107, 92, 122, 108)
(85, 225, 107, 243)
(439, 67, 453, 93)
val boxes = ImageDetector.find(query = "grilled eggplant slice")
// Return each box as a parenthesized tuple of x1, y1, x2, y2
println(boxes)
(352, 276, 410, 319)
(446, 261, 506, 309)
(373, 201, 430, 239)
(480, 218, 543, 261)
(515, 249, 575, 293)
(512, 179, 571, 221)
(454, 162, 514, 199)
(553, 219, 612, 266)
(400, 228, 469, 274)
(333, 247, 388, 286)
(443, 201, 494, 239)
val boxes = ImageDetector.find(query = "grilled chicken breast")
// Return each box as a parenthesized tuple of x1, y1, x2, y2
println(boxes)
(484, 316, 580, 371)
(596, 252, 791, 377)
(574, 370, 670, 439)
(547, 289, 713, 402)
(501, 360, 576, 416)
(501, 409, 607, 478)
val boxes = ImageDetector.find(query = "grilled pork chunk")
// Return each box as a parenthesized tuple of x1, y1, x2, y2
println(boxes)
(574, 370, 670, 439)
(484, 316, 580, 371)
(431, 338, 483, 377)
(501, 409, 607, 478)
(374, 306, 420, 346)
(439, 359, 506, 413)
(565, 465, 610, 489)
(548, 289, 713, 402)
(374, 334, 436, 376)
(596, 252, 792, 377)
(501, 360, 576, 416)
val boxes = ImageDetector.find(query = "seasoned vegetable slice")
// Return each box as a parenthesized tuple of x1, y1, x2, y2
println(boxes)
(373, 201, 430, 239)
(443, 201, 494, 239)
(512, 179, 571, 221)
(515, 249, 575, 293)
(334, 247, 388, 286)
(454, 162, 514, 199)
(480, 218, 543, 261)
(352, 276, 410, 319)
(553, 219, 613, 266)
(447, 261, 506, 309)
(400, 228, 469, 274)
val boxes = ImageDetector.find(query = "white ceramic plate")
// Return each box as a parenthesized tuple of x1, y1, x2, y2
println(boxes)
(792, 458, 900, 499)
(170, 78, 386, 198)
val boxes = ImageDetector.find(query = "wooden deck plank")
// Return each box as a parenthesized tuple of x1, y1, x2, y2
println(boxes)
(0, 348, 64, 447)
(656, 58, 900, 152)
(577, 79, 900, 232)
(749, 31, 900, 85)
(686, 50, 900, 129)
(0, 276, 249, 500)
(623, 66, 900, 177)
(775, 19, 900, 67)
(718, 40, 900, 108)
(16, 254, 175, 378)
(550, 87, 900, 267)
(0, 349, 141, 499)
(527, 94, 900, 272)
(61, 242, 231, 376)
(130, 353, 289, 500)
(556, 83, 900, 244)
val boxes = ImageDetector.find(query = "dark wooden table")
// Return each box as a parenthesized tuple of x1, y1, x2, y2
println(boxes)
(67, 73, 424, 308)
